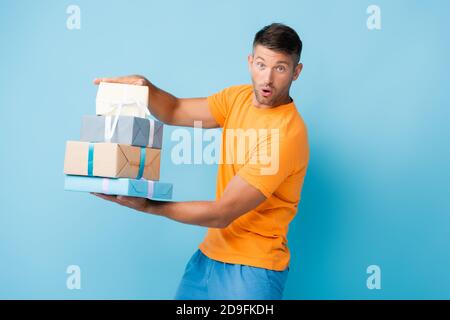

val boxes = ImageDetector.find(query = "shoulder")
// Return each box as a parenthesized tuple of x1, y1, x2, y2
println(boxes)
(274, 105, 308, 142)
(286, 110, 308, 141)
(279, 109, 309, 168)
(217, 84, 252, 102)
(222, 83, 252, 94)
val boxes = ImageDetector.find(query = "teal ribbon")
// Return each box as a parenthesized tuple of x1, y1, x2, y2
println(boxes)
(87, 143, 94, 176)
(136, 147, 146, 180)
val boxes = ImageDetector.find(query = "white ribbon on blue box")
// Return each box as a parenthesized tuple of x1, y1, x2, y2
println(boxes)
(64, 175, 173, 200)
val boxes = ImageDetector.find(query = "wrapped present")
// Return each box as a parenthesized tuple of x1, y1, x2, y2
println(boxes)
(80, 115, 163, 149)
(63, 141, 161, 180)
(64, 175, 173, 200)
(96, 82, 150, 119)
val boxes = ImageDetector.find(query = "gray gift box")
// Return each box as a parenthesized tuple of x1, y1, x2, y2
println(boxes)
(80, 115, 163, 148)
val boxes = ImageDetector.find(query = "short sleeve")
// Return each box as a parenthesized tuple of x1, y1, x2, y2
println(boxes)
(237, 132, 293, 198)
(207, 86, 239, 127)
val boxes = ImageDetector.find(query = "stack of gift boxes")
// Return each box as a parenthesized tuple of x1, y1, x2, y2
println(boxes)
(63, 82, 173, 200)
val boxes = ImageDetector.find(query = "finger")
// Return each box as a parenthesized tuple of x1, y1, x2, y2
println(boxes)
(117, 196, 148, 209)
(134, 78, 147, 86)
(92, 192, 120, 202)
(93, 76, 147, 86)
(116, 196, 142, 207)
(91, 192, 110, 198)
(117, 195, 142, 201)
(93, 78, 102, 85)
(93, 77, 123, 85)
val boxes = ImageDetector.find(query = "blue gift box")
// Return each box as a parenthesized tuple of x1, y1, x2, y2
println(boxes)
(64, 175, 173, 200)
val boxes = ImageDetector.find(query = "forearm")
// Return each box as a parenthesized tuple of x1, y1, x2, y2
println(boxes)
(145, 200, 226, 228)
(147, 82, 179, 124)
(93, 176, 265, 229)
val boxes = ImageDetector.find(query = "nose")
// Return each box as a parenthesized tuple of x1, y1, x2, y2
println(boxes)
(262, 68, 274, 86)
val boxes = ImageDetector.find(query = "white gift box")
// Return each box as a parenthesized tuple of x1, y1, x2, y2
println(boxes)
(96, 82, 150, 119)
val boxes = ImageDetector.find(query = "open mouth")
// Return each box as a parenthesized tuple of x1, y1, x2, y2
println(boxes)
(260, 87, 273, 97)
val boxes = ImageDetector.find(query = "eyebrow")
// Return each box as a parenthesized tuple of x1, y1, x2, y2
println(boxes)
(254, 56, 290, 65)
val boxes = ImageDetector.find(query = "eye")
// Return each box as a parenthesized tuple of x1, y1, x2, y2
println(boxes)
(276, 65, 286, 72)
(256, 62, 265, 69)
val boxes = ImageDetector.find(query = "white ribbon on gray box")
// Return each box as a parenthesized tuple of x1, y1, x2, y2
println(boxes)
(101, 85, 155, 146)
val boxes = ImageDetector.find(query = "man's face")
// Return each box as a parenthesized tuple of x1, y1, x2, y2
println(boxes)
(248, 45, 302, 107)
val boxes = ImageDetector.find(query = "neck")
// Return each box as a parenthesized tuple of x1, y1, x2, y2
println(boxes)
(252, 94, 292, 109)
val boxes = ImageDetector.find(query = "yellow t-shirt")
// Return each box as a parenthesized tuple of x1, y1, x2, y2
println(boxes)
(199, 84, 309, 271)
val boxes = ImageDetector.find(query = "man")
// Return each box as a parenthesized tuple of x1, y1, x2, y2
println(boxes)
(93, 23, 309, 300)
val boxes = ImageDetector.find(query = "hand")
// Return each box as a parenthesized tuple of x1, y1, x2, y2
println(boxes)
(91, 192, 150, 213)
(93, 74, 150, 87)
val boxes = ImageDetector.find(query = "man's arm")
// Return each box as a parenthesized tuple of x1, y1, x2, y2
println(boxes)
(93, 75, 219, 128)
(92, 175, 266, 228)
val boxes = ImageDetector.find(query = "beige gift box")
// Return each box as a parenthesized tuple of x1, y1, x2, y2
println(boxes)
(63, 141, 161, 180)
(96, 82, 150, 119)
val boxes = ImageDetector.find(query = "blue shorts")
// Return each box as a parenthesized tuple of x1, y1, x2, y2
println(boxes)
(174, 249, 289, 300)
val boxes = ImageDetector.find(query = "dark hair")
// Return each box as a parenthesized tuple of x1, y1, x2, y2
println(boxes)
(253, 23, 302, 64)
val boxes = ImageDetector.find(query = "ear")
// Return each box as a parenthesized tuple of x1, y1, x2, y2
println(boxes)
(247, 54, 253, 72)
(292, 63, 303, 81)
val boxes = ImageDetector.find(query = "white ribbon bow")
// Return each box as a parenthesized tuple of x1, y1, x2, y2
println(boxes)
(100, 85, 152, 143)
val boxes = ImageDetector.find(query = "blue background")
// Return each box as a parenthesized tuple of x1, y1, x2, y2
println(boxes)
(1, 0, 449, 299)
